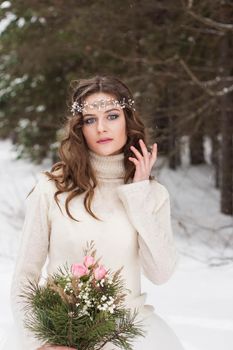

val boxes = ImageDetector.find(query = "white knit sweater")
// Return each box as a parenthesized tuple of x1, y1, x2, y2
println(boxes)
(11, 149, 179, 349)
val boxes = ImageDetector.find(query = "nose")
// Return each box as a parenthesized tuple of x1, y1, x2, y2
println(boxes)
(96, 118, 107, 132)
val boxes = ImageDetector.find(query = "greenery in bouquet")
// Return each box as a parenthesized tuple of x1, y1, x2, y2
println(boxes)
(20, 241, 145, 350)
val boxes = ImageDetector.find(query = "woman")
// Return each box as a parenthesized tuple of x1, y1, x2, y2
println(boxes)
(10, 75, 185, 350)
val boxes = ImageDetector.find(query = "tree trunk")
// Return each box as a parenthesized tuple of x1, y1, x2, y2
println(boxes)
(220, 89, 233, 215)
(219, 3, 233, 215)
(210, 133, 220, 189)
(189, 126, 205, 165)
(169, 114, 181, 169)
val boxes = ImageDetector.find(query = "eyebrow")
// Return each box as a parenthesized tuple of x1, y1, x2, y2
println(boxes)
(82, 108, 120, 117)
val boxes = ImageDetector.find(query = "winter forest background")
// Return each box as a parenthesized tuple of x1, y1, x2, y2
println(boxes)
(0, 1, 233, 349)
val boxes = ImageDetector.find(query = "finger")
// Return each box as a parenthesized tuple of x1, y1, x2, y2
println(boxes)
(139, 139, 150, 168)
(149, 143, 157, 168)
(129, 156, 147, 174)
(129, 156, 147, 176)
(128, 156, 139, 166)
(130, 145, 143, 161)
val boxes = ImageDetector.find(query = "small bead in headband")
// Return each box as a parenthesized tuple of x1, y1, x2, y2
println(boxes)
(70, 97, 135, 115)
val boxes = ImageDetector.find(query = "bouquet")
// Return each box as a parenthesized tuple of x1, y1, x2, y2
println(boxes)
(21, 241, 145, 349)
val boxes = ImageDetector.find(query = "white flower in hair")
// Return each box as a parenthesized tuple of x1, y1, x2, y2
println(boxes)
(70, 97, 135, 115)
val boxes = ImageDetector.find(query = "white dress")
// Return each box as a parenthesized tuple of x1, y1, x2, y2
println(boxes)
(6, 149, 185, 350)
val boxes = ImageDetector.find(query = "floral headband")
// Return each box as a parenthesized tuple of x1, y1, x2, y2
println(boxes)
(71, 97, 135, 115)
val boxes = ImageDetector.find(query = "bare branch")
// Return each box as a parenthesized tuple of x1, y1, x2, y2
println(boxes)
(207, 256, 233, 267)
(101, 49, 178, 66)
(181, 24, 224, 36)
(179, 58, 233, 97)
(187, 9, 233, 32)
(177, 98, 216, 125)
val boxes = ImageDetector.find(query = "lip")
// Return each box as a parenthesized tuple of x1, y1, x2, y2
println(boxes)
(97, 138, 113, 144)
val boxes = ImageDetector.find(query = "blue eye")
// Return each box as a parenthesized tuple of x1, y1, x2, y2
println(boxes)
(83, 118, 95, 125)
(108, 114, 119, 120)
(83, 114, 119, 125)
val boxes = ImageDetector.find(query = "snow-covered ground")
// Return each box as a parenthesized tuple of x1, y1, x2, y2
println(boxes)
(0, 138, 232, 350)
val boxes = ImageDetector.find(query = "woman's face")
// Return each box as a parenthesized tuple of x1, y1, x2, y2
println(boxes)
(81, 92, 128, 156)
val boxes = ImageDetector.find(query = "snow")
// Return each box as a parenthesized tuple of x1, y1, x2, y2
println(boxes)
(0, 11, 16, 35)
(0, 138, 232, 350)
(0, 2, 11, 10)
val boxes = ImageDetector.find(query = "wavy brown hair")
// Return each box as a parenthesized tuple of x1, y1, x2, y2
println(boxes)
(39, 75, 154, 222)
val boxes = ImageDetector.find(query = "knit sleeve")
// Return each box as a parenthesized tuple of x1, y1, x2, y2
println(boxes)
(10, 173, 52, 350)
(116, 179, 179, 285)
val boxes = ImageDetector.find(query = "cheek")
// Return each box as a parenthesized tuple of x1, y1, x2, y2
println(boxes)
(82, 128, 94, 144)
(118, 119, 127, 138)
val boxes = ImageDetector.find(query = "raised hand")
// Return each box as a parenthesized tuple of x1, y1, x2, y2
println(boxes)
(128, 139, 157, 183)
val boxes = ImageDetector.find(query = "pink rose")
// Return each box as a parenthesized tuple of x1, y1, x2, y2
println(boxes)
(94, 265, 107, 280)
(83, 255, 95, 268)
(71, 263, 88, 277)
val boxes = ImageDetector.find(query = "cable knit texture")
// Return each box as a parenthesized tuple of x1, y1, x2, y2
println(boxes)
(10, 149, 182, 350)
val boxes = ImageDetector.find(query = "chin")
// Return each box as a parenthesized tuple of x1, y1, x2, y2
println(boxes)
(101, 150, 118, 156)
(92, 147, 123, 156)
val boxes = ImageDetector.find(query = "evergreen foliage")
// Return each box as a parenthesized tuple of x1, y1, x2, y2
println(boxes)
(20, 242, 145, 349)
(0, 0, 232, 214)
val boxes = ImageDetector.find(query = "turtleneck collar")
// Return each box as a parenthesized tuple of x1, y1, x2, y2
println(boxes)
(88, 149, 125, 180)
